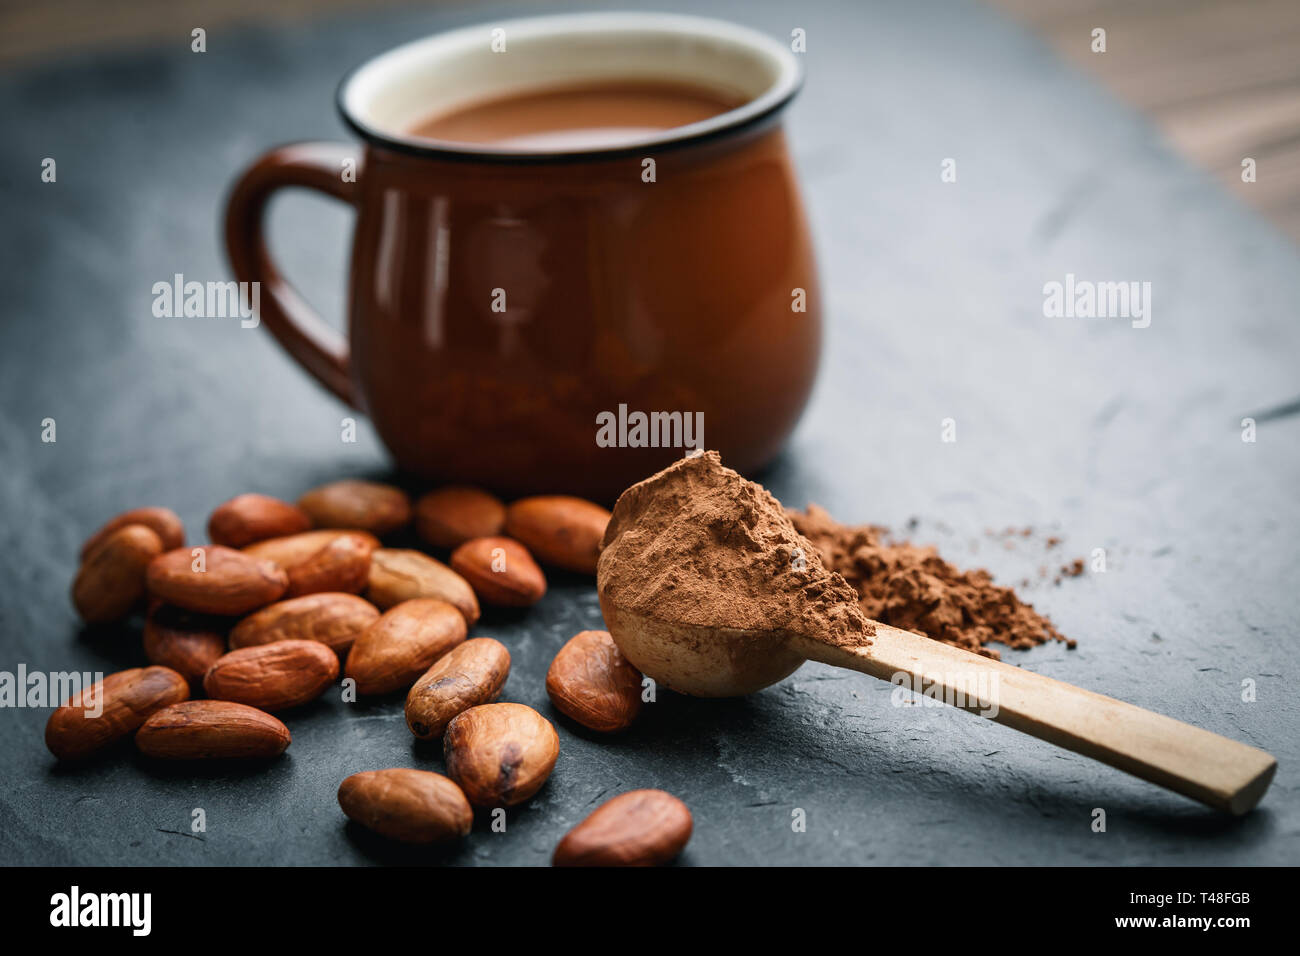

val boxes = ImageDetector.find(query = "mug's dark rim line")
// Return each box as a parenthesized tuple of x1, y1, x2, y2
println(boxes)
(333, 62, 802, 166)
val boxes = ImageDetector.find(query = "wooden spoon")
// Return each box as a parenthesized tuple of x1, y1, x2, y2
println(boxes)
(599, 598, 1277, 815)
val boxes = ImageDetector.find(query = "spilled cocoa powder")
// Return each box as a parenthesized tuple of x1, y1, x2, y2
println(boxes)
(789, 506, 1076, 660)
(598, 451, 873, 648)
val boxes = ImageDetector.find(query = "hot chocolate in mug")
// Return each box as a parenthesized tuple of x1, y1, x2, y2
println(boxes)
(225, 12, 820, 500)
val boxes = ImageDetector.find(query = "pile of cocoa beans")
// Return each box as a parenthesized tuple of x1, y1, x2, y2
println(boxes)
(50, 481, 691, 866)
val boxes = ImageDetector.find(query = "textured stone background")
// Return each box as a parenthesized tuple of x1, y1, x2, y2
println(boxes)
(1, 0, 1296, 864)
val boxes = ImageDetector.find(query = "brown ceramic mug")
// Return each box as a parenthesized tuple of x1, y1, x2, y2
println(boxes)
(225, 12, 819, 500)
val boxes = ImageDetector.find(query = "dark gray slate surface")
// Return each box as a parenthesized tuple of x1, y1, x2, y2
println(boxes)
(1, 0, 1297, 866)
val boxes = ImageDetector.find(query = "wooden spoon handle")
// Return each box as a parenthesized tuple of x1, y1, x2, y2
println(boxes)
(792, 624, 1276, 815)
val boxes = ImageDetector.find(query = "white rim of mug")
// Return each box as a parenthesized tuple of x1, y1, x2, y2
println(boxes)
(335, 11, 803, 164)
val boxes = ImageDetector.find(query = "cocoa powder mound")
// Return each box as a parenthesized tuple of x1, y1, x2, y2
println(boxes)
(788, 505, 1076, 660)
(598, 452, 873, 648)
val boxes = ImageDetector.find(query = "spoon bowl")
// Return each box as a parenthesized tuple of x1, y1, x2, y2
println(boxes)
(599, 598, 805, 697)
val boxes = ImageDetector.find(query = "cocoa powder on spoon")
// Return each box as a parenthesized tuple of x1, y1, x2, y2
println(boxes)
(597, 451, 874, 649)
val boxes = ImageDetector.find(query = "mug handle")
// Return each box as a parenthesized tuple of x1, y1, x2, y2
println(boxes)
(224, 142, 361, 407)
